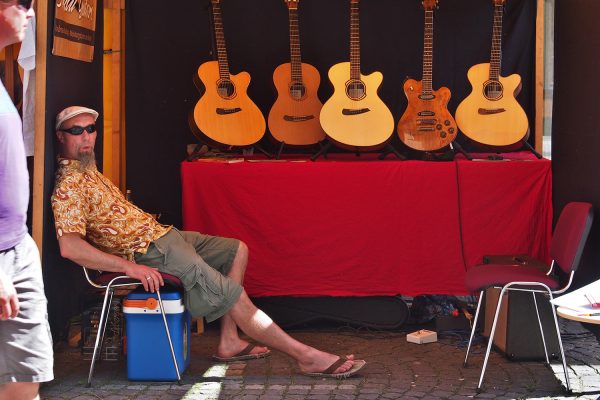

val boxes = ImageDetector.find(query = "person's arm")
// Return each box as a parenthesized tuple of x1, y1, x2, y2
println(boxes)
(0, 270, 19, 320)
(57, 232, 164, 292)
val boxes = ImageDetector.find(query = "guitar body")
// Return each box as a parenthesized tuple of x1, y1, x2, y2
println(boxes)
(268, 62, 325, 146)
(397, 79, 457, 151)
(455, 63, 529, 147)
(192, 61, 266, 147)
(320, 62, 394, 150)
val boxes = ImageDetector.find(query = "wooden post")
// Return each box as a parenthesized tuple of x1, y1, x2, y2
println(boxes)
(535, 0, 545, 153)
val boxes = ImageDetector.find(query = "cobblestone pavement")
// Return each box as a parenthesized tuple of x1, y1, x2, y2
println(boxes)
(40, 319, 600, 400)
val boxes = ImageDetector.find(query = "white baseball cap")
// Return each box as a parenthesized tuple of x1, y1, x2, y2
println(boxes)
(55, 106, 99, 131)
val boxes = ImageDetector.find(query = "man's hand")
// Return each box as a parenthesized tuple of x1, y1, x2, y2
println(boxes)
(124, 263, 164, 292)
(0, 270, 19, 320)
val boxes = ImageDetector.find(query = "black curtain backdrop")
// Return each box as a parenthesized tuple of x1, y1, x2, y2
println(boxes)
(125, 0, 536, 229)
(553, 0, 600, 288)
(42, 3, 104, 338)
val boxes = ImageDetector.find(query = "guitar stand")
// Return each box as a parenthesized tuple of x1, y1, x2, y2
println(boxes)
(311, 141, 333, 161)
(450, 141, 473, 160)
(253, 144, 274, 159)
(522, 141, 543, 159)
(378, 144, 407, 160)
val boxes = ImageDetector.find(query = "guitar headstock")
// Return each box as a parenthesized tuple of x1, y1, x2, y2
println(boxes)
(211, 0, 220, 4)
(351, 0, 359, 5)
(493, 0, 506, 5)
(284, 0, 299, 10)
(422, 0, 438, 11)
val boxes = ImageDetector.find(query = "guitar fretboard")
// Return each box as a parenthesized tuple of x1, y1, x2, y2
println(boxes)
(211, 1, 230, 80)
(489, 2, 504, 82)
(350, 0, 361, 81)
(289, 6, 303, 83)
(422, 9, 434, 96)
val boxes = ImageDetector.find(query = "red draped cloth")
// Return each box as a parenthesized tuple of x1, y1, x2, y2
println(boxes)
(181, 153, 552, 297)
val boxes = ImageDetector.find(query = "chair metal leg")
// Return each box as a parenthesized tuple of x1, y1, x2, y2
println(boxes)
(477, 286, 507, 393)
(464, 290, 484, 367)
(532, 292, 550, 364)
(156, 290, 182, 382)
(548, 293, 571, 392)
(87, 287, 113, 387)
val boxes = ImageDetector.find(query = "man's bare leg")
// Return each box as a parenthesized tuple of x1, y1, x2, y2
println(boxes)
(216, 241, 268, 358)
(228, 290, 355, 375)
(0, 382, 40, 400)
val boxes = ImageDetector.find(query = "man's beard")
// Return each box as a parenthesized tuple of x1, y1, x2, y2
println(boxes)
(78, 150, 96, 171)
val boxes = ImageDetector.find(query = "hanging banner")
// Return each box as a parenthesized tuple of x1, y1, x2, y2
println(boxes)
(52, 0, 98, 62)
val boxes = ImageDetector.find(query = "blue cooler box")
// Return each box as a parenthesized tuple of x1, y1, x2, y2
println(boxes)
(124, 291, 191, 381)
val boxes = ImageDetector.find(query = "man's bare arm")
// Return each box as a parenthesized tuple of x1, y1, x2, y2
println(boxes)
(57, 233, 164, 292)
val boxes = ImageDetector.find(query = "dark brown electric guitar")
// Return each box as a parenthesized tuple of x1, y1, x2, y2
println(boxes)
(190, 0, 265, 147)
(268, 0, 325, 146)
(397, 0, 457, 151)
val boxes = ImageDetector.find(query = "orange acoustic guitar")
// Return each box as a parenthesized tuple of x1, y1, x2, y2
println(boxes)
(268, 0, 325, 146)
(319, 0, 394, 151)
(455, 0, 529, 148)
(397, 0, 457, 152)
(190, 0, 265, 148)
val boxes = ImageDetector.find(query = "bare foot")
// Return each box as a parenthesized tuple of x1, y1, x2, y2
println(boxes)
(298, 350, 356, 374)
(215, 339, 269, 359)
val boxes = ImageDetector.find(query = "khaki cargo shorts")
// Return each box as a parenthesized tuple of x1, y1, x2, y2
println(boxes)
(135, 229, 242, 322)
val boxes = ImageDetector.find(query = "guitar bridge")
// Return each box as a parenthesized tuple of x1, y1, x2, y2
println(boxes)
(283, 115, 315, 122)
(417, 111, 435, 117)
(342, 108, 370, 115)
(216, 107, 242, 115)
(417, 119, 436, 125)
(417, 127, 436, 132)
(478, 108, 506, 115)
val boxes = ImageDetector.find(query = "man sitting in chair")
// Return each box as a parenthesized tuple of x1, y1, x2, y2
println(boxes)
(51, 106, 365, 378)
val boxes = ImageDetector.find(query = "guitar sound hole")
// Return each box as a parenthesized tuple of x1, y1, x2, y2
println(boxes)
(483, 80, 503, 101)
(289, 82, 306, 101)
(346, 80, 366, 100)
(217, 79, 236, 99)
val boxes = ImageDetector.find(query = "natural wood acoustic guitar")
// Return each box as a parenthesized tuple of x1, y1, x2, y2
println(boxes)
(455, 0, 529, 148)
(319, 0, 394, 151)
(397, 0, 457, 152)
(268, 0, 325, 146)
(190, 0, 265, 147)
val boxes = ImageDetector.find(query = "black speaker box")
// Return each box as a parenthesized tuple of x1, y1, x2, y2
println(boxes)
(252, 296, 409, 330)
(483, 288, 560, 361)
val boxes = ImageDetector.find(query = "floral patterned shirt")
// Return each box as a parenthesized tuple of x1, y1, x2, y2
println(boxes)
(51, 158, 171, 260)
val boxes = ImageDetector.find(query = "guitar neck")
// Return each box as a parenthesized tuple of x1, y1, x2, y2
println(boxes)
(349, 0, 361, 81)
(422, 9, 434, 95)
(489, 2, 503, 82)
(288, 5, 303, 83)
(211, 0, 230, 80)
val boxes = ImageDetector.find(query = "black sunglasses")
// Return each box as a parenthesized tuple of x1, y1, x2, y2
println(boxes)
(18, 0, 34, 10)
(60, 124, 97, 135)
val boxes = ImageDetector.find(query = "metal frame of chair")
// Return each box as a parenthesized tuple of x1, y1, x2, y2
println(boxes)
(463, 202, 594, 393)
(82, 267, 181, 387)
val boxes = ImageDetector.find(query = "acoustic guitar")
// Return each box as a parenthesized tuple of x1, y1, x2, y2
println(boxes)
(455, 0, 529, 148)
(190, 0, 265, 147)
(268, 0, 325, 146)
(397, 0, 457, 152)
(319, 0, 394, 150)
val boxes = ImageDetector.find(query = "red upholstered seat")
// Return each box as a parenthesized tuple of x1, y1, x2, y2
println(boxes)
(463, 202, 594, 394)
(464, 264, 559, 292)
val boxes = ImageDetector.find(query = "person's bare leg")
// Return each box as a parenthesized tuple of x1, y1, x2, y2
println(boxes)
(228, 290, 356, 374)
(0, 382, 40, 400)
(216, 241, 268, 358)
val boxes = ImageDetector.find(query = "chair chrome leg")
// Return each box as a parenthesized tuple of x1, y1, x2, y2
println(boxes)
(156, 290, 182, 382)
(464, 290, 484, 367)
(532, 292, 550, 364)
(548, 293, 571, 392)
(477, 286, 507, 393)
(87, 287, 113, 387)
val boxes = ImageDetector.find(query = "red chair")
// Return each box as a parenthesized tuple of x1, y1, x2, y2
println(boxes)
(463, 202, 594, 393)
(82, 267, 184, 387)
